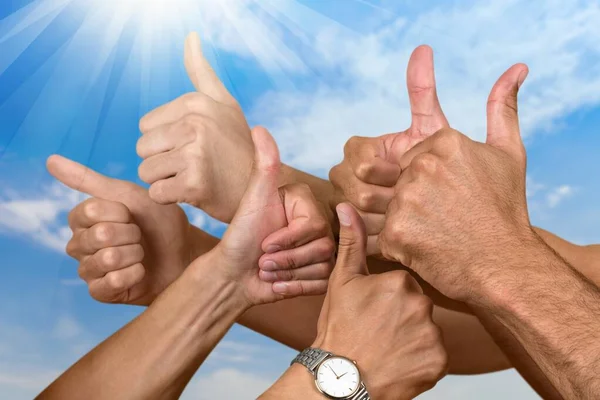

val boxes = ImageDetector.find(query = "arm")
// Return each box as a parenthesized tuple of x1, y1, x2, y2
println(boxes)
(39, 252, 246, 400)
(472, 234, 600, 399)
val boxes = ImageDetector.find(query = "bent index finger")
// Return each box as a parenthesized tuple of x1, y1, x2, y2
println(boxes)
(68, 198, 131, 231)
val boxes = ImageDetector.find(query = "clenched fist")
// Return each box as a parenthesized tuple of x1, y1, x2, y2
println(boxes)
(329, 46, 449, 255)
(313, 204, 448, 399)
(379, 64, 532, 303)
(137, 32, 253, 223)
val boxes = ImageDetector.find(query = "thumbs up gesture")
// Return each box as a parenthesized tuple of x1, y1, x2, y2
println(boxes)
(206, 126, 334, 305)
(46, 155, 195, 306)
(378, 64, 532, 304)
(329, 46, 450, 255)
(137, 32, 254, 223)
(312, 204, 447, 400)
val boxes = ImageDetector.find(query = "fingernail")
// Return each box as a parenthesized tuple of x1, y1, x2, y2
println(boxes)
(260, 271, 278, 282)
(265, 245, 281, 254)
(517, 69, 529, 89)
(337, 207, 351, 227)
(273, 282, 289, 294)
(261, 260, 279, 271)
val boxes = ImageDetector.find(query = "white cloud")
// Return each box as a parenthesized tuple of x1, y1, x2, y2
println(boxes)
(546, 185, 575, 208)
(0, 182, 83, 252)
(249, 0, 600, 173)
(52, 314, 84, 340)
(183, 368, 275, 400)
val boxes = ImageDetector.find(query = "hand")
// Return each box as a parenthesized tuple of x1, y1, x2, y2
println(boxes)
(329, 46, 449, 255)
(47, 156, 194, 306)
(379, 64, 533, 303)
(313, 204, 448, 400)
(137, 32, 253, 223)
(207, 126, 335, 305)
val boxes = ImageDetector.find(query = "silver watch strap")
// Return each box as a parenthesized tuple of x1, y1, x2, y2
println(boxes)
(291, 347, 332, 372)
(350, 383, 370, 400)
(292, 348, 370, 400)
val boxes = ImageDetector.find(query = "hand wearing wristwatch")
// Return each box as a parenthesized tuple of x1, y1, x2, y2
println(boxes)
(292, 348, 370, 400)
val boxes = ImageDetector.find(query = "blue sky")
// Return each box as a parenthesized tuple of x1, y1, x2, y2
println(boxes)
(0, 0, 599, 398)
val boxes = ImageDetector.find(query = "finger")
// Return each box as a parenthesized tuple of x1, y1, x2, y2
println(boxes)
(68, 198, 131, 231)
(397, 135, 436, 172)
(356, 210, 386, 236)
(147, 177, 181, 205)
(272, 280, 328, 297)
(88, 263, 145, 303)
(184, 32, 236, 105)
(354, 156, 401, 186)
(71, 223, 142, 257)
(136, 120, 196, 159)
(139, 93, 217, 133)
(366, 235, 380, 257)
(263, 184, 329, 252)
(407, 45, 449, 138)
(330, 203, 369, 284)
(79, 244, 145, 281)
(138, 149, 186, 184)
(230, 126, 281, 222)
(259, 237, 334, 271)
(47, 155, 124, 198)
(486, 63, 529, 162)
(331, 170, 395, 214)
(259, 262, 332, 282)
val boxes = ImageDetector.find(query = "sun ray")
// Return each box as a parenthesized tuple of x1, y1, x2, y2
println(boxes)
(0, 0, 73, 41)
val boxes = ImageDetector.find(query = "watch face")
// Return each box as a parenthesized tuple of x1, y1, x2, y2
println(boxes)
(315, 356, 360, 398)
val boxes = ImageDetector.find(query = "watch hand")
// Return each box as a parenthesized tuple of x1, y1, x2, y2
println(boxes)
(328, 365, 340, 379)
(338, 372, 348, 380)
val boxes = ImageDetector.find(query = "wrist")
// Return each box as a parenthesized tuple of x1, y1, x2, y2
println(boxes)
(471, 228, 562, 311)
(259, 364, 323, 400)
(186, 248, 252, 317)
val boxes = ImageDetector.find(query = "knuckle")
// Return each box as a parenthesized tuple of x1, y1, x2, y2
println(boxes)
(181, 92, 205, 112)
(82, 199, 102, 221)
(65, 239, 78, 258)
(411, 153, 438, 174)
(100, 247, 120, 269)
(92, 223, 113, 246)
(105, 271, 125, 291)
(411, 295, 435, 319)
(354, 161, 375, 181)
(343, 136, 362, 155)
(355, 190, 376, 210)
(182, 170, 207, 199)
(387, 270, 411, 291)
(436, 128, 463, 151)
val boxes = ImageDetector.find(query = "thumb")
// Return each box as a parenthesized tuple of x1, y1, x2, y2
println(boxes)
(331, 203, 369, 284)
(407, 45, 449, 136)
(231, 126, 282, 218)
(486, 63, 529, 162)
(184, 32, 235, 105)
(46, 155, 121, 198)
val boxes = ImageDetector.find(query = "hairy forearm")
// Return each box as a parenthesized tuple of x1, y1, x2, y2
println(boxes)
(474, 235, 600, 399)
(38, 256, 246, 400)
(535, 227, 600, 285)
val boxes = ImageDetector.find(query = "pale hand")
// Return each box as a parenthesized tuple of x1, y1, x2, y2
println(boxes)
(210, 126, 335, 304)
(137, 32, 253, 223)
(47, 156, 193, 306)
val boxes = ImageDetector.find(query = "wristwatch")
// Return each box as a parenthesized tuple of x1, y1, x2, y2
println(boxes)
(291, 348, 370, 399)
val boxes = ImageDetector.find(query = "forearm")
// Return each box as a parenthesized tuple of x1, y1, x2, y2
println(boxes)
(535, 227, 600, 284)
(39, 255, 247, 400)
(259, 364, 323, 400)
(474, 235, 600, 399)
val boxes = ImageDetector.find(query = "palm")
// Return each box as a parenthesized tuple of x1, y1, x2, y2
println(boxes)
(219, 184, 287, 305)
